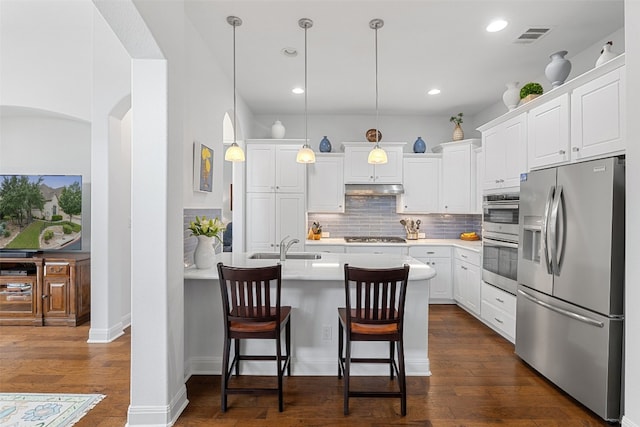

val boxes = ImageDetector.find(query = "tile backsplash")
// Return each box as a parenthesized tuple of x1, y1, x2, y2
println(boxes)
(308, 195, 481, 239)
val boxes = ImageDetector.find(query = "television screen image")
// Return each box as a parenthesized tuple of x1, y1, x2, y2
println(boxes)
(0, 175, 82, 252)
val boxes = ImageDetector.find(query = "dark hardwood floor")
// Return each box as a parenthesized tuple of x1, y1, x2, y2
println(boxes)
(0, 305, 613, 426)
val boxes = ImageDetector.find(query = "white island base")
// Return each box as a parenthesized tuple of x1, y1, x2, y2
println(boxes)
(184, 252, 435, 378)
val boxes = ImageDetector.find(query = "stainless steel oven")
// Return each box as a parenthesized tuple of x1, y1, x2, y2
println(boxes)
(482, 193, 519, 295)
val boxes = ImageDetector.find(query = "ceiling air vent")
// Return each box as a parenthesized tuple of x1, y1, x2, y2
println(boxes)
(514, 27, 551, 44)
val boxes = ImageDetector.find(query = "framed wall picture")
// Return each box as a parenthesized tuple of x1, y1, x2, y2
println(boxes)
(193, 142, 213, 192)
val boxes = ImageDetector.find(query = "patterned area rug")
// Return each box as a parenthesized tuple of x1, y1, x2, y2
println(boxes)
(0, 393, 105, 427)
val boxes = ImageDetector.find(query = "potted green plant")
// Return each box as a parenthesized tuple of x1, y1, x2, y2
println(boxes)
(189, 216, 225, 269)
(520, 82, 543, 103)
(449, 112, 464, 141)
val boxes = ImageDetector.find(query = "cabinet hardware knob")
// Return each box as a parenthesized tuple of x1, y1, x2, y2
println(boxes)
(405, 205, 408, 208)
(495, 297, 504, 303)
(494, 317, 504, 324)
(426, 251, 435, 254)
(559, 150, 566, 155)
(461, 266, 467, 270)
(495, 179, 500, 184)
(572, 147, 580, 152)
(461, 254, 467, 258)
(42, 294, 49, 299)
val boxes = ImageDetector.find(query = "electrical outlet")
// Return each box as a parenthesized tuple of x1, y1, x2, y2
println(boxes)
(322, 325, 332, 341)
(321, 231, 330, 238)
(418, 232, 426, 239)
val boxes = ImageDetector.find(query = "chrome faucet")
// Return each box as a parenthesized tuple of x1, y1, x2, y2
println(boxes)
(279, 235, 300, 261)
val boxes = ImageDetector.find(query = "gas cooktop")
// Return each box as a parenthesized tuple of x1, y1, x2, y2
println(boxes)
(343, 236, 406, 243)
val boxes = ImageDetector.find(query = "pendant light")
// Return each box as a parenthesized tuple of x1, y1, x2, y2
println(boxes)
(224, 16, 245, 162)
(367, 18, 387, 165)
(296, 18, 316, 164)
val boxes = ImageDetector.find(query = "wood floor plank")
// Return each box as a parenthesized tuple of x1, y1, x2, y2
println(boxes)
(0, 305, 616, 426)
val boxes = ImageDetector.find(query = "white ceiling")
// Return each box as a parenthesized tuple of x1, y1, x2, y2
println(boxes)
(185, 0, 624, 116)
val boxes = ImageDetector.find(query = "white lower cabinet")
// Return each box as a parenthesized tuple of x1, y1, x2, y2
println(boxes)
(453, 247, 481, 316)
(480, 281, 516, 343)
(408, 246, 453, 303)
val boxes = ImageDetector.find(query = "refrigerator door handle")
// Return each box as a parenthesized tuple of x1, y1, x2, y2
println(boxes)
(518, 289, 605, 328)
(541, 186, 554, 274)
(549, 185, 563, 276)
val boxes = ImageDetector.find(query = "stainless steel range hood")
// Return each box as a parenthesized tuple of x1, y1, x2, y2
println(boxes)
(344, 184, 404, 196)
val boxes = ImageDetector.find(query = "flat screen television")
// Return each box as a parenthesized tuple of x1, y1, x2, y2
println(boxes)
(0, 174, 83, 256)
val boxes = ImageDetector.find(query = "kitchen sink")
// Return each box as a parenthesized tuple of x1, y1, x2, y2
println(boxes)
(248, 252, 322, 260)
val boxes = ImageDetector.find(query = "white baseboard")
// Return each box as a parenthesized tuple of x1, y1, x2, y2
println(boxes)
(185, 356, 430, 379)
(121, 312, 132, 329)
(125, 385, 188, 427)
(87, 321, 125, 343)
(622, 415, 640, 427)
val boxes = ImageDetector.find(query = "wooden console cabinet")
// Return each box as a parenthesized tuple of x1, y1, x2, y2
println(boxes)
(0, 253, 90, 326)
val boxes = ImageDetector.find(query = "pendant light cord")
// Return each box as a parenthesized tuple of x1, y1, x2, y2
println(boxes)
(374, 24, 379, 145)
(233, 21, 237, 146)
(304, 23, 308, 147)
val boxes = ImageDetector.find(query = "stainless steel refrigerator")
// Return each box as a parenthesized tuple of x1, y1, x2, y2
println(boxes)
(516, 156, 625, 422)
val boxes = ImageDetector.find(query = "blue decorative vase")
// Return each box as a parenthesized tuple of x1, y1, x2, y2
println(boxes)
(319, 136, 332, 153)
(413, 136, 426, 153)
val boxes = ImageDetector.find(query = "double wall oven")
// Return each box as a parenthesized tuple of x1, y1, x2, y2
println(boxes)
(482, 193, 519, 295)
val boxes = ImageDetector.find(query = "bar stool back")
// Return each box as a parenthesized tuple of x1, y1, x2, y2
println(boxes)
(217, 262, 291, 412)
(338, 263, 410, 415)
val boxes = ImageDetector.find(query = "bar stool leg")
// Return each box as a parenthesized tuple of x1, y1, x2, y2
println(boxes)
(344, 337, 351, 415)
(221, 335, 231, 412)
(398, 340, 407, 416)
(337, 321, 344, 378)
(389, 341, 395, 379)
(286, 318, 291, 376)
(276, 331, 284, 412)
(234, 339, 241, 376)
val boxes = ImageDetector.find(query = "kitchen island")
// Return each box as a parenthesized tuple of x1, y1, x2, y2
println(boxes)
(184, 252, 435, 378)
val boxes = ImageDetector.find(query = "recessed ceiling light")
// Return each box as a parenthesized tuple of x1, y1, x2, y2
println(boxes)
(292, 87, 304, 94)
(427, 88, 441, 95)
(281, 47, 298, 57)
(486, 19, 508, 33)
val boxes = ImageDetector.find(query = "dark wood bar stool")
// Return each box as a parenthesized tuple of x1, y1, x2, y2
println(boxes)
(338, 263, 410, 416)
(216, 262, 291, 412)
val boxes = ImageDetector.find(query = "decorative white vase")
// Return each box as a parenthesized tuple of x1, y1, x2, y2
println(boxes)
(193, 235, 216, 269)
(545, 50, 572, 89)
(595, 41, 618, 67)
(502, 82, 520, 111)
(271, 120, 286, 139)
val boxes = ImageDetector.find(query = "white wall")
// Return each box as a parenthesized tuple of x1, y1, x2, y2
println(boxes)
(623, 2, 639, 426)
(475, 27, 625, 127)
(0, 0, 92, 121)
(0, 113, 92, 251)
(183, 17, 254, 211)
(252, 113, 479, 153)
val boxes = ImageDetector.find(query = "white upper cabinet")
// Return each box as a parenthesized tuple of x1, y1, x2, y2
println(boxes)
(527, 93, 570, 170)
(246, 142, 306, 193)
(342, 142, 405, 184)
(571, 66, 626, 161)
(397, 155, 441, 214)
(479, 55, 625, 175)
(481, 113, 527, 192)
(440, 139, 480, 213)
(307, 154, 345, 213)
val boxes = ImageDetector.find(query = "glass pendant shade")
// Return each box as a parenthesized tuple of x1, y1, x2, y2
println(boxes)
(224, 142, 245, 162)
(296, 145, 316, 163)
(368, 146, 388, 164)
